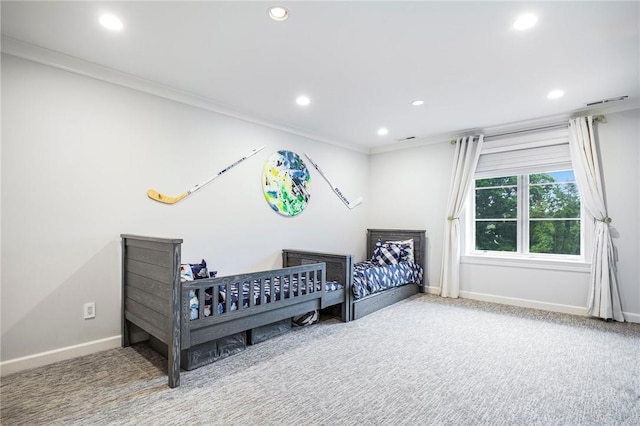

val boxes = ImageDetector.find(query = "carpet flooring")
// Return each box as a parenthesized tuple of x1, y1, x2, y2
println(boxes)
(2, 294, 639, 425)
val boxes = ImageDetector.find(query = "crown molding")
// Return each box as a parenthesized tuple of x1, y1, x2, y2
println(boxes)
(370, 97, 640, 155)
(1, 36, 369, 154)
(3, 36, 636, 157)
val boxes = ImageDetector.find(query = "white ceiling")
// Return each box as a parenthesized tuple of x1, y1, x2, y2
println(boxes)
(2, 1, 639, 152)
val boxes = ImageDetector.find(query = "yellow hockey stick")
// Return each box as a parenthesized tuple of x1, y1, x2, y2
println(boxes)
(147, 145, 266, 204)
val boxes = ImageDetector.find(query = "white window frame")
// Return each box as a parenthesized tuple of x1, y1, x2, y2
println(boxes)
(468, 171, 585, 258)
(461, 127, 591, 269)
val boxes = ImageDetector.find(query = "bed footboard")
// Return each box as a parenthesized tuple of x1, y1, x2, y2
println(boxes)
(282, 249, 353, 322)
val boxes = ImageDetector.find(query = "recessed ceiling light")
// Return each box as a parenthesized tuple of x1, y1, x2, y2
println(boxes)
(547, 89, 565, 99)
(513, 14, 538, 31)
(296, 95, 310, 106)
(268, 6, 289, 21)
(411, 100, 424, 106)
(377, 128, 389, 136)
(99, 14, 123, 31)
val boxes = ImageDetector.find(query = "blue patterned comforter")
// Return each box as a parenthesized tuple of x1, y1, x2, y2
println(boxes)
(189, 277, 343, 320)
(352, 261, 423, 300)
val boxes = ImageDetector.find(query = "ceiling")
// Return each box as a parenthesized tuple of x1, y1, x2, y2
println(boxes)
(2, 1, 639, 152)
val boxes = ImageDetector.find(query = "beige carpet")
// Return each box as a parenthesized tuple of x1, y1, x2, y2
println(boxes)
(2, 294, 639, 425)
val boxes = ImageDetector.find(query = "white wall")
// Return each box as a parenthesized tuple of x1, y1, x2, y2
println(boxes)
(3, 52, 638, 374)
(1, 54, 369, 366)
(369, 109, 640, 321)
(596, 109, 640, 318)
(367, 141, 454, 289)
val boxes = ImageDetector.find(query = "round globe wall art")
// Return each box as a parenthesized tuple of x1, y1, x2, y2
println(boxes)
(262, 150, 311, 216)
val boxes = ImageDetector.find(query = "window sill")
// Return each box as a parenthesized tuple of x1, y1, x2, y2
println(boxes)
(461, 253, 591, 273)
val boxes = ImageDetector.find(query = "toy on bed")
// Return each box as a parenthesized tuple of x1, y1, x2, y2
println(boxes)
(181, 259, 216, 319)
(121, 234, 348, 388)
(283, 229, 426, 321)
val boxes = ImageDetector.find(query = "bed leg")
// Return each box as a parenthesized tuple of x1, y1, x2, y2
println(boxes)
(168, 336, 180, 388)
(122, 320, 130, 347)
(121, 237, 130, 347)
(341, 301, 350, 322)
(168, 242, 182, 388)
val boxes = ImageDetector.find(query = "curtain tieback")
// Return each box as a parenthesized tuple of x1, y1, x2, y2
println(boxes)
(447, 216, 459, 221)
(598, 217, 612, 224)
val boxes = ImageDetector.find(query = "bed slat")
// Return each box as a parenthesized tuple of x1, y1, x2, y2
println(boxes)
(126, 258, 172, 285)
(122, 235, 182, 251)
(125, 298, 169, 336)
(189, 290, 319, 325)
(126, 273, 171, 301)
(125, 308, 169, 344)
(126, 285, 170, 317)
(126, 245, 172, 266)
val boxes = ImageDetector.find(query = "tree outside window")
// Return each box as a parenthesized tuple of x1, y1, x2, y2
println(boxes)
(474, 170, 581, 255)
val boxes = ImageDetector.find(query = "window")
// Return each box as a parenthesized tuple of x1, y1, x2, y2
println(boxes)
(468, 127, 583, 259)
(474, 170, 581, 255)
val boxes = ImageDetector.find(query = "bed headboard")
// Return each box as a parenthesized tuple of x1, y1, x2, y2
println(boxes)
(282, 250, 353, 286)
(366, 229, 427, 285)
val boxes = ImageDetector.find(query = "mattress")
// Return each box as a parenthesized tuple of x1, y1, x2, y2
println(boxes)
(352, 261, 423, 300)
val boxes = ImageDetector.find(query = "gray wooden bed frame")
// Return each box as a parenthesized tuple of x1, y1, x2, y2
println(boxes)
(121, 234, 347, 388)
(283, 229, 427, 321)
(282, 249, 354, 322)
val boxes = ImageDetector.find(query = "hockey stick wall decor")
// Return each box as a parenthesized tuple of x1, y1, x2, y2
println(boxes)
(147, 145, 266, 204)
(304, 153, 363, 209)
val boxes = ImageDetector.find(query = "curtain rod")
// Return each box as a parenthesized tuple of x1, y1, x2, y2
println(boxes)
(450, 114, 606, 144)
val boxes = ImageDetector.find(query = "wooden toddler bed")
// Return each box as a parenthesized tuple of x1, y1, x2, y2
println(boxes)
(121, 234, 347, 388)
(283, 229, 427, 321)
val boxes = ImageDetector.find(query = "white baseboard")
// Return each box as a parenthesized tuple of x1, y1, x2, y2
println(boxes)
(423, 285, 441, 294)
(457, 291, 640, 323)
(622, 312, 640, 324)
(459, 290, 589, 317)
(0, 336, 121, 377)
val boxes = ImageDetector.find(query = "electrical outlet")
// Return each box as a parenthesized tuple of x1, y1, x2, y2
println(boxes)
(84, 302, 96, 319)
